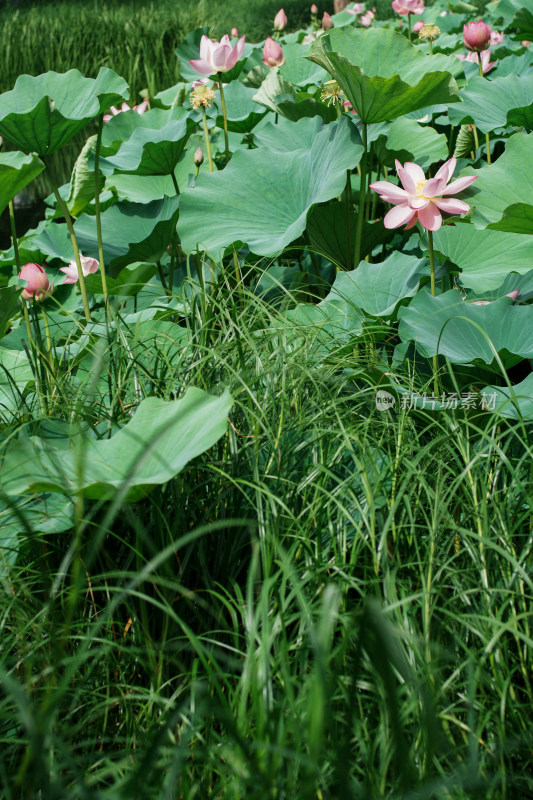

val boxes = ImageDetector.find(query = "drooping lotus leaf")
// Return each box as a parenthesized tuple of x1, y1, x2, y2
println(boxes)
(0, 151, 45, 216)
(372, 116, 448, 171)
(0, 287, 21, 339)
(480, 373, 533, 420)
(66, 135, 105, 218)
(0, 347, 34, 418)
(447, 74, 533, 133)
(461, 132, 533, 231)
(214, 81, 266, 133)
(279, 42, 328, 87)
(398, 289, 533, 364)
(306, 201, 389, 268)
(308, 27, 462, 124)
(98, 108, 196, 177)
(0, 68, 129, 156)
(253, 68, 336, 123)
(178, 115, 363, 260)
(74, 196, 180, 277)
(324, 252, 429, 319)
(83, 262, 158, 296)
(510, 6, 533, 42)
(1, 387, 232, 501)
(432, 225, 533, 291)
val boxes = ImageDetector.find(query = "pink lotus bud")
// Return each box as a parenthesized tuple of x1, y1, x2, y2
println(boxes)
(506, 290, 520, 301)
(322, 11, 334, 29)
(274, 8, 287, 30)
(262, 37, 285, 67)
(522, 40, 530, 47)
(19, 262, 53, 300)
(194, 147, 204, 166)
(231, 27, 239, 37)
(463, 20, 491, 52)
(310, 3, 318, 13)
(413, 19, 425, 33)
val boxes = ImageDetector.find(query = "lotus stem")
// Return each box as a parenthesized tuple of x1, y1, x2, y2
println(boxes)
(201, 107, 214, 172)
(46, 166, 91, 323)
(427, 230, 439, 397)
(354, 121, 367, 268)
(429, 40, 433, 55)
(345, 169, 353, 270)
(8, 200, 20, 271)
(478, 59, 491, 164)
(472, 124, 479, 153)
(93, 115, 110, 314)
(218, 72, 230, 164)
(233, 250, 242, 292)
(408, 13, 412, 42)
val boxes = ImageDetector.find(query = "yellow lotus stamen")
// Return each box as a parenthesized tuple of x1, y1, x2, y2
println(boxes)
(415, 179, 427, 197)
(189, 86, 216, 110)
(320, 80, 343, 106)
(418, 24, 440, 41)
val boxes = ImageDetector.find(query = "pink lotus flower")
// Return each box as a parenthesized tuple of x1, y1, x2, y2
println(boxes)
(463, 20, 491, 51)
(369, 157, 477, 232)
(413, 19, 425, 33)
(103, 100, 149, 123)
(346, 3, 364, 12)
(490, 30, 504, 45)
(274, 8, 287, 30)
(359, 11, 373, 25)
(392, 0, 424, 16)
(343, 100, 358, 115)
(189, 34, 246, 75)
(310, 3, 318, 13)
(59, 255, 99, 285)
(322, 11, 334, 29)
(456, 49, 494, 73)
(522, 41, 531, 47)
(231, 27, 239, 37)
(470, 290, 520, 306)
(262, 37, 285, 67)
(19, 262, 53, 300)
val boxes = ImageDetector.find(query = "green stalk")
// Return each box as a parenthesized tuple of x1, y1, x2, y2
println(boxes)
(201, 107, 214, 172)
(218, 72, 230, 164)
(427, 230, 439, 397)
(46, 165, 91, 322)
(344, 169, 353, 270)
(93, 115, 110, 313)
(428, 39, 433, 55)
(171, 171, 180, 196)
(353, 121, 367, 268)
(8, 200, 21, 271)
(407, 13, 412, 42)
(478, 57, 491, 164)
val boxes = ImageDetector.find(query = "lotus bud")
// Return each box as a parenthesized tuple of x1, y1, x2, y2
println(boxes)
(522, 40, 530, 47)
(506, 290, 520, 301)
(274, 8, 287, 30)
(194, 147, 204, 166)
(413, 19, 425, 33)
(231, 27, 239, 37)
(311, 3, 318, 12)
(19, 262, 53, 301)
(463, 20, 491, 52)
(322, 11, 334, 28)
(262, 37, 285, 67)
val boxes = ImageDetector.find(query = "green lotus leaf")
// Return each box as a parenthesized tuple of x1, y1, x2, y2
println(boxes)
(0, 68, 129, 156)
(0, 286, 21, 340)
(462, 132, 533, 231)
(83, 262, 158, 296)
(324, 252, 429, 319)
(279, 42, 328, 87)
(373, 116, 448, 170)
(1, 387, 232, 501)
(0, 151, 45, 216)
(306, 201, 389, 269)
(178, 115, 363, 260)
(511, 6, 533, 42)
(0, 218, 73, 266)
(74, 196, 180, 277)
(0, 347, 34, 418)
(398, 289, 533, 363)
(493, 50, 533, 78)
(66, 134, 105, 218)
(214, 81, 266, 133)
(480, 373, 533, 420)
(432, 225, 533, 291)
(308, 27, 462, 124)
(447, 75, 533, 133)
(107, 172, 178, 203)
(253, 68, 336, 123)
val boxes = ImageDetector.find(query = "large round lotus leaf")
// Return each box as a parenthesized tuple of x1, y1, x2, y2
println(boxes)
(214, 81, 266, 133)
(461, 132, 533, 231)
(373, 116, 448, 171)
(493, 50, 533, 77)
(308, 27, 462, 124)
(0, 218, 73, 266)
(324, 252, 429, 319)
(432, 225, 533, 291)
(178, 115, 363, 260)
(1, 387, 232, 501)
(447, 74, 533, 133)
(74, 196, 180, 277)
(100, 108, 182, 152)
(279, 43, 328, 87)
(0, 151, 44, 216)
(0, 68, 129, 155)
(398, 289, 533, 364)
(253, 114, 327, 151)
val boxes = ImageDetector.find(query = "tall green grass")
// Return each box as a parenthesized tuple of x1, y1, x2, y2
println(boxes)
(1, 270, 532, 797)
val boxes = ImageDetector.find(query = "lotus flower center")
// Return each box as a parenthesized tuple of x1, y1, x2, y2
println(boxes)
(415, 179, 427, 197)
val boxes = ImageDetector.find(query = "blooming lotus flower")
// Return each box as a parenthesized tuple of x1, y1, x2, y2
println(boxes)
(470, 290, 520, 306)
(456, 49, 494, 73)
(490, 30, 504, 45)
(463, 20, 491, 51)
(189, 34, 246, 76)
(59, 255, 99, 285)
(19, 262, 53, 300)
(274, 8, 287, 30)
(103, 100, 149, 123)
(369, 157, 477, 232)
(413, 19, 425, 33)
(262, 37, 285, 67)
(392, 0, 424, 16)
(322, 11, 334, 28)
(346, 3, 364, 12)
(360, 11, 373, 25)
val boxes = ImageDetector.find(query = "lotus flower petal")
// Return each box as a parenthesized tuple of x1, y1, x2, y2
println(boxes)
(417, 203, 442, 230)
(383, 203, 417, 229)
